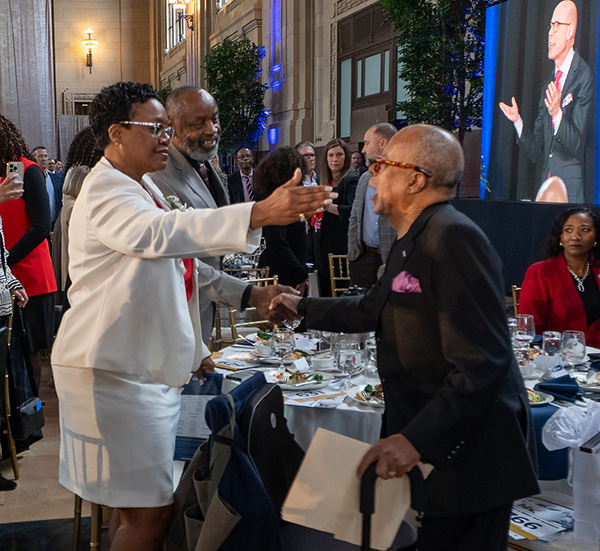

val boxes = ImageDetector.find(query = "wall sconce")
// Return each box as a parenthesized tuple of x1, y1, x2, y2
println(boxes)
(81, 28, 99, 74)
(169, 0, 194, 34)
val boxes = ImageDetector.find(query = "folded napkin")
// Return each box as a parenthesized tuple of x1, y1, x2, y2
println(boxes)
(534, 375, 583, 403)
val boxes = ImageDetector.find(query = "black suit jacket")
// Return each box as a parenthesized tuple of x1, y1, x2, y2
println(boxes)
(299, 202, 539, 516)
(49, 171, 64, 223)
(227, 170, 250, 204)
(518, 51, 593, 202)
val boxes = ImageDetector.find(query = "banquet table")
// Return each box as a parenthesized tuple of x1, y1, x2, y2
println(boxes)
(214, 343, 383, 450)
(212, 339, 600, 550)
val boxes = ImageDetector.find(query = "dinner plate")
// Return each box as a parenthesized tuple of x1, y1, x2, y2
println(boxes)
(264, 370, 334, 390)
(317, 365, 367, 378)
(528, 390, 554, 407)
(345, 385, 385, 408)
(252, 352, 295, 365)
(580, 382, 600, 393)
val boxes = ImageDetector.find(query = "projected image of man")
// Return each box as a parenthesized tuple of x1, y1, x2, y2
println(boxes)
(499, 0, 593, 203)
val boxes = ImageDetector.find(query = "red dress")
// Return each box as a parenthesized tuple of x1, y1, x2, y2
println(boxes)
(519, 253, 600, 348)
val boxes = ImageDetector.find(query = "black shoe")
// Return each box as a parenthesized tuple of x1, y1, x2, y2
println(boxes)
(0, 474, 17, 491)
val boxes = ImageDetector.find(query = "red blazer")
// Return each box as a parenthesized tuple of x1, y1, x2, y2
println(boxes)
(519, 253, 600, 348)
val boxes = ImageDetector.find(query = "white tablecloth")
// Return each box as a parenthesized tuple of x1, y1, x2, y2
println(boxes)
(214, 345, 383, 450)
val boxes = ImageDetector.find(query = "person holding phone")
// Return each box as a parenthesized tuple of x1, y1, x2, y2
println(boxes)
(0, 115, 57, 401)
(0, 169, 28, 491)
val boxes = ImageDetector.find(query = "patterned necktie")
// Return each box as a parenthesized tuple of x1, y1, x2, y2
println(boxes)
(244, 174, 254, 201)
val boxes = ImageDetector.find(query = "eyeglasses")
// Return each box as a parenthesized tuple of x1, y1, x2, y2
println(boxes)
(371, 157, 432, 178)
(302, 153, 316, 158)
(548, 20, 570, 33)
(119, 121, 174, 139)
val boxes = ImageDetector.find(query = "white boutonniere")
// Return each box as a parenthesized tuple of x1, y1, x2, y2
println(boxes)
(164, 195, 189, 211)
(562, 93, 573, 108)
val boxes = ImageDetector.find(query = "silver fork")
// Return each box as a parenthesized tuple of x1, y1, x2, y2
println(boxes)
(360, 390, 384, 405)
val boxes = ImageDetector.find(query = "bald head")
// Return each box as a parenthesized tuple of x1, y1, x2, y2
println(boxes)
(387, 124, 464, 198)
(554, 1, 577, 30)
(548, 1, 577, 66)
(166, 86, 217, 124)
(166, 86, 220, 161)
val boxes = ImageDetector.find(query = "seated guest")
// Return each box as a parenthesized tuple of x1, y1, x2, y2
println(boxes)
(255, 147, 309, 293)
(519, 207, 600, 347)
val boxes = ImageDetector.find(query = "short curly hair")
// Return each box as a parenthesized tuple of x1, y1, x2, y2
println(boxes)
(89, 81, 160, 150)
(253, 147, 307, 198)
(0, 115, 30, 176)
(545, 207, 600, 260)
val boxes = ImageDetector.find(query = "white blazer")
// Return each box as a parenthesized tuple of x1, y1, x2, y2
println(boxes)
(52, 157, 261, 387)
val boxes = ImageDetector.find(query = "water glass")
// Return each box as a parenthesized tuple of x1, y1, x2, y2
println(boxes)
(561, 330, 586, 369)
(507, 317, 518, 342)
(334, 335, 362, 389)
(542, 331, 561, 357)
(271, 328, 294, 369)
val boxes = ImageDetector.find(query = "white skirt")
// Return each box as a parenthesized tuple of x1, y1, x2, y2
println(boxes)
(52, 365, 181, 508)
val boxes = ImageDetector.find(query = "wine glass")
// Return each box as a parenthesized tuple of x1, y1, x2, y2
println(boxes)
(561, 330, 586, 370)
(514, 314, 535, 345)
(334, 334, 362, 389)
(271, 328, 294, 370)
(283, 319, 301, 332)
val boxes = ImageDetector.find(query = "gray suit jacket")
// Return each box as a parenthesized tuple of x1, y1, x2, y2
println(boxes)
(347, 171, 396, 264)
(150, 144, 248, 343)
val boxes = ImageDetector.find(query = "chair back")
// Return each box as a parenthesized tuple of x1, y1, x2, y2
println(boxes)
(228, 276, 279, 343)
(328, 253, 351, 297)
(511, 285, 521, 316)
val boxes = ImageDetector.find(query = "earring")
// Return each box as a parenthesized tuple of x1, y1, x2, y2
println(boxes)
(595, 242, 598, 247)
(560, 242, 563, 247)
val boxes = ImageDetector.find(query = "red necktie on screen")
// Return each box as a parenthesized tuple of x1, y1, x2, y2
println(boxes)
(555, 69, 563, 92)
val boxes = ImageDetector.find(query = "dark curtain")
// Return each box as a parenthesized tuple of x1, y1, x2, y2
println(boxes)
(486, 0, 597, 203)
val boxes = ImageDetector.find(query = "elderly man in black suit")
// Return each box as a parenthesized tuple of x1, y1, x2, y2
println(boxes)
(500, 0, 593, 203)
(269, 124, 539, 550)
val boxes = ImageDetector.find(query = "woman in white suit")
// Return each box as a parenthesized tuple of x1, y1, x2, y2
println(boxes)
(51, 82, 334, 551)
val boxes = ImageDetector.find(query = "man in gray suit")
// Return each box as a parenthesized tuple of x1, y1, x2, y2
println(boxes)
(150, 85, 294, 343)
(347, 123, 397, 287)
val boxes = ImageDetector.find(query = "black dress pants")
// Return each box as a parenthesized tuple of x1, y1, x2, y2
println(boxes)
(417, 503, 513, 551)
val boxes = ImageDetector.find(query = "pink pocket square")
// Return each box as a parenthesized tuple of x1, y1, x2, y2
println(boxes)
(392, 271, 422, 293)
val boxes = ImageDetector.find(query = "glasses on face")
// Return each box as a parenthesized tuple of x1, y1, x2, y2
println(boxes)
(119, 121, 174, 139)
(302, 153, 316, 158)
(548, 20, 570, 33)
(370, 157, 432, 178)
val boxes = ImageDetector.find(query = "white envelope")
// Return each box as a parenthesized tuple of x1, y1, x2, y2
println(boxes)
(282, 428, 432, 550)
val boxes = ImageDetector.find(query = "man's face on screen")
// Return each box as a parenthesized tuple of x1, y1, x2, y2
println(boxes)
(548, 2, 574, 64)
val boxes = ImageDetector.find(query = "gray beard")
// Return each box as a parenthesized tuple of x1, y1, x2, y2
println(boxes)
(179, 139, 219, 162)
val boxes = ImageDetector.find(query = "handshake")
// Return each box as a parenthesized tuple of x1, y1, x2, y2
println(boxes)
(248, 284, 304, 323)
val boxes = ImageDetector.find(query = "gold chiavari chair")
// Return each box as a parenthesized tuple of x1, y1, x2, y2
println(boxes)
(511, 285, 521, 317)
(328, 253, 351, 297)
(227, 276, 278, 343)
(211, 267, 271, 350)
(2, 311, 19, 480)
